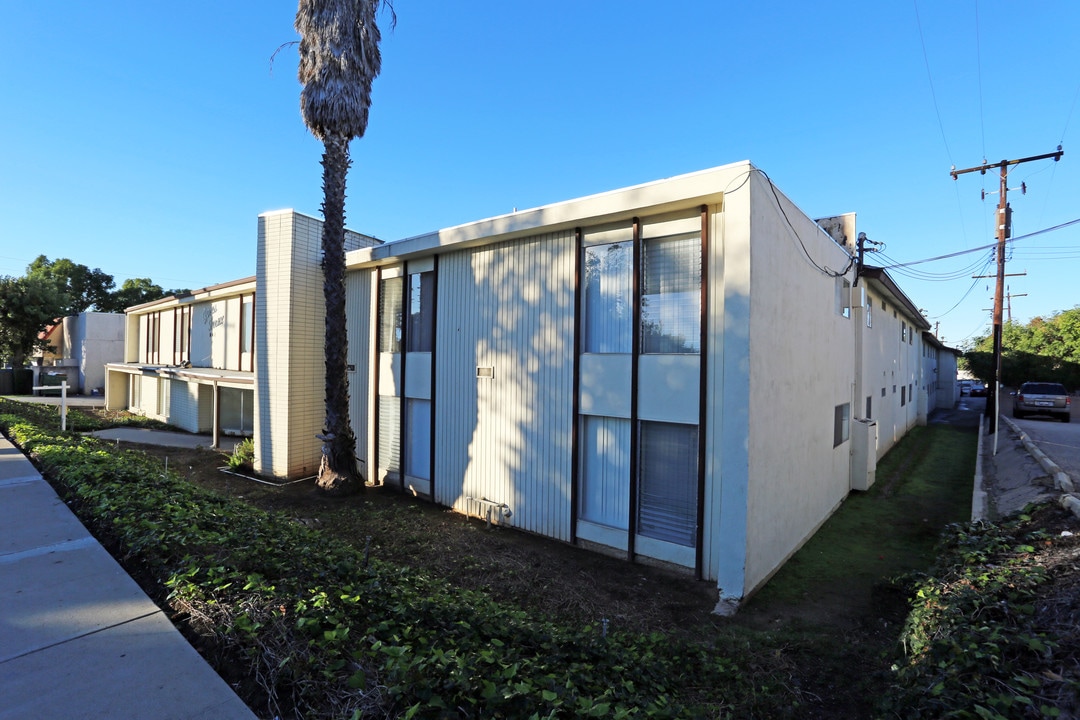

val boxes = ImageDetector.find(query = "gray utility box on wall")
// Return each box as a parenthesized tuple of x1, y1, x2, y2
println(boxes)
(850, 417, 878, 491)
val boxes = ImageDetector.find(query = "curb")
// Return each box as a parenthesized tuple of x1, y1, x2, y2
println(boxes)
(971, 415, 988, 521)
(999, 415, 1080, 520)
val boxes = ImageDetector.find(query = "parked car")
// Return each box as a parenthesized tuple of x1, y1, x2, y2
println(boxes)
(969, 382, 987, 397)
(1013, 381, 1072, 422)
(959, 380, 972, 395)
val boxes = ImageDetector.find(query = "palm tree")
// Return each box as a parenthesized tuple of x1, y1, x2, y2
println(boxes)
(295, 0, 386, 494)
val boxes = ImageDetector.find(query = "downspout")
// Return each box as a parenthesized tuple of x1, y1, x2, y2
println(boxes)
(695, 205, 709, 580)
(627, 217, 642, 562)
(570, 228, 583, 544)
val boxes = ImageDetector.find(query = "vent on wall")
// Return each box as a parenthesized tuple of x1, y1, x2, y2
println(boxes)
(476, 366, 494, 379)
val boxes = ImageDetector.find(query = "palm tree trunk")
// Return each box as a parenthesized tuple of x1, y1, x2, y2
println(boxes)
(316, 132, 360, 495)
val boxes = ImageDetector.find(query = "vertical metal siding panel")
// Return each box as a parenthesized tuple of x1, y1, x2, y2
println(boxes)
(433, 251, 470, 508)
(434, 233, 574, 541)
(346, 270, 371, 478)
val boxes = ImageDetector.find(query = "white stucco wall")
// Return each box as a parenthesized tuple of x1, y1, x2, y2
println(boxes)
(740, 172, 857, 597)
(860, 288, 924, 459)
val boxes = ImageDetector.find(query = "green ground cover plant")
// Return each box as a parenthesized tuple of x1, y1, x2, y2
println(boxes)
(4, 396, 1076, 718)
(882, 513, 1080, 718)
(0, 404, 788, 719)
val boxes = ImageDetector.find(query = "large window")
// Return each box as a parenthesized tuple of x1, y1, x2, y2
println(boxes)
(583, 242, 633, 353)
(637, 421, 698, 547)
(378, 276, 404, 353)
(641, 232, 701, 354)
(579, 416, 631, 529)
(407, 271, 435, 352)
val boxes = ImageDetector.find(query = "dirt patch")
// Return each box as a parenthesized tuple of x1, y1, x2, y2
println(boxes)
(124, 440, 910, 718)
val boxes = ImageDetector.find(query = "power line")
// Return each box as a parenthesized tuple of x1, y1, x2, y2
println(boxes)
(974, 0, 987, 160)
(873, 216, 1080, 272)
(912, 0, 954, 164)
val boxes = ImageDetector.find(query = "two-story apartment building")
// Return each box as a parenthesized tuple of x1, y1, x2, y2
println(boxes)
(104, 277, 258, 445)
(109, 161, 957, 611)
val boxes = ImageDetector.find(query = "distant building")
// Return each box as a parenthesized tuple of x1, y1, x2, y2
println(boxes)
(34, 312, 125, 395)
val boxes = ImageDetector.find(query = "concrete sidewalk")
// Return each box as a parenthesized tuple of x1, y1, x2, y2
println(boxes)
(0, 434, 256, 719)
(975, 414, 1076, 521)
(88, 427, 240, 453)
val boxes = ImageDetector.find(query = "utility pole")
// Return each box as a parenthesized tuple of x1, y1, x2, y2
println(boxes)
(951, 147, 1063, 433)
(1006, 287, 1028, 324)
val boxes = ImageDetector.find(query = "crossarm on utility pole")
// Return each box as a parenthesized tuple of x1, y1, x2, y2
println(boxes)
(949, 147, 1064, 435)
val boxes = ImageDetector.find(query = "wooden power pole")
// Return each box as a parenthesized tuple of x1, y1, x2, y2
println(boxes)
(951, 147, 1063, 434)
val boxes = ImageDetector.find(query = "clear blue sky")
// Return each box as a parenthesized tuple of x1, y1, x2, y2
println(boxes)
(2, 1, 1078, 348)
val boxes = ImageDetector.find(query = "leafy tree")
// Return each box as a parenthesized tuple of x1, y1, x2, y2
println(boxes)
(965, 307, 1080, 389)
(102, 278, 181, 312)
(0, 275, 67, 367)
(295, 0, 390, 495)
(27, 255, 115, 314)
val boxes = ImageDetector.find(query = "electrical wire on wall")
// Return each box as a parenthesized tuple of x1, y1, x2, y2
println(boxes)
(755, 168, 854, 278)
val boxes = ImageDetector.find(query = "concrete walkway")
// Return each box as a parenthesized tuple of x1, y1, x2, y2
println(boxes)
(88, 427, 240, 453)
(0, 433, 256, 719)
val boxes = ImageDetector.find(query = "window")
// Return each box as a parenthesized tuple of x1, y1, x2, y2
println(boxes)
(866, 396, 872, 419)
(157, 377, 170, 417)
(902, 322, 907, 342)
(881, 387, 886, 398)
(404, 399, 431, 480)
(579, 416, 631, 529)
(145, 312, 161, 364)
(833, 403, 850, 447)
(866, 297, 873, 328)
(837, 277, 851, 318)
(641, 232, 701, 354)
(378, 276, 404, 353)
(583, 242, 634, 353)
(174, 306, 190, 365)
(240, 296, 254, 370)
(901, 386, 906, 406)
(378, 396, 400, 475)
(909, 383, 914, 399)
(407, 271, 435, 352)
(638, 422, 698, 547)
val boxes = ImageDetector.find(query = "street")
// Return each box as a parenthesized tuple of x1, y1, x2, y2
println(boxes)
(1000, 392, 1080, 481)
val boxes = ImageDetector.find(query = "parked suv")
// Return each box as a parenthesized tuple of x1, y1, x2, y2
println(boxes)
(1013, 382, 1072, 422)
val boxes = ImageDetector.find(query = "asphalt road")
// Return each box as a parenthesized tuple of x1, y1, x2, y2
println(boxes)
(999, 392, 1080, 481)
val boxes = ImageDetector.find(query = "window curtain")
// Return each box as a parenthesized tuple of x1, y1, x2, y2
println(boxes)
(637, 421, 698, 547)
(579, 416, 631, 529)
(583, 242, 633, 353)
(641, 232, 701, 354)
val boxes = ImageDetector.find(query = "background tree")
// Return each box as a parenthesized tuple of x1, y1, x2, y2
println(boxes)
(103, 278, 186, 312)
(295, 0, 390, 494)
(965, 307, 1080, 389)
(27, 255, 116, 314)
(0, 275, 67, 367)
